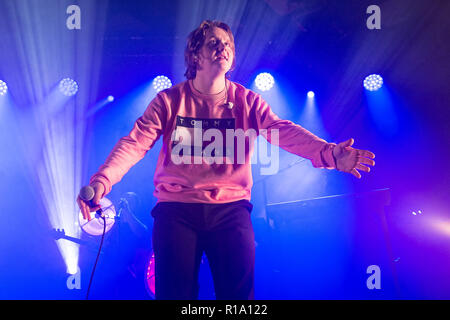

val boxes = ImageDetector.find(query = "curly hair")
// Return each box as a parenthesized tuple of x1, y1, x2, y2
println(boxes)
(184, 20, 236, 79)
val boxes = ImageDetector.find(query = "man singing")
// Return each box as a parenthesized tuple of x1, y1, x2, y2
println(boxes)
(77, 20, 375, 300)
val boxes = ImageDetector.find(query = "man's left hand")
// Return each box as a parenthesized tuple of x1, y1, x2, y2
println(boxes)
(332, 138, 375, 179)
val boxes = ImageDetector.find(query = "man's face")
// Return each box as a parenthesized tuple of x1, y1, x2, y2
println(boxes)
(197, 27, 234, 75)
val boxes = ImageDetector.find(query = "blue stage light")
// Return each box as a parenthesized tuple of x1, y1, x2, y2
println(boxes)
(0, 80, 7, 96)
(307, 91, 315, 98)
(363, 74, 383, 91)
(153, 75, 172, 93)
(59, 78, 78, 96)
(107, 95, 114, 102)
(255, 73, 274, 91)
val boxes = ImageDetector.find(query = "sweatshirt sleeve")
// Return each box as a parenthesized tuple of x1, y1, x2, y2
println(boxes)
(89, 93, 167, 196)
(250, 93, 337, 169)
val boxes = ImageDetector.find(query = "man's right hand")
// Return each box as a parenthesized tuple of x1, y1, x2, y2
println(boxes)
(76, 182, 105, 221)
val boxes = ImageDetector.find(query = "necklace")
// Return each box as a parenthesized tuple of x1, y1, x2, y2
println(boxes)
(191, 79, 229, 106)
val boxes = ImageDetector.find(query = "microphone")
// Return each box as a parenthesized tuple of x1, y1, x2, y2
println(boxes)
(79, 186, 104, 219)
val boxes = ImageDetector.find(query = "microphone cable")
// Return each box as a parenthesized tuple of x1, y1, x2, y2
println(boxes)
(85, 213, 106, 300)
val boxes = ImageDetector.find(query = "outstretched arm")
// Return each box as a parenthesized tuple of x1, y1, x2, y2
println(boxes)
(89, 94, 167, 196)
(251, 94, 337, 169)
(77, 94, 167, 220)
(332, 138, 375, 178)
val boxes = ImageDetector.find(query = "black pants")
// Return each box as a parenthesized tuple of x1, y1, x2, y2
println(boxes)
(151, 199, 255, 300)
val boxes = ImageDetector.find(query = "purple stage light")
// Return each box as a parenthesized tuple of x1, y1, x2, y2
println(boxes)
(255, 72, 274, 91)
(0, 80, 7, 96)
(153, 75, 172, 93)
(59, 78, 78, 96)
(78, 197, 116, 236)
(363, 74, 383, 91)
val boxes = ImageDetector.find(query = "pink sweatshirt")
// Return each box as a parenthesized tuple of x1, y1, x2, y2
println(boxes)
(90, 79, 337, 203)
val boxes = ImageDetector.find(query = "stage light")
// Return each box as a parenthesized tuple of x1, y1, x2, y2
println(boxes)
(78, 197, 116, 236)
(435, 221, 450, 236)
(107, 95, 114, 102)
(152, 75, 172, 93)
(145, 252, 156, 299)
(307, 91, 315, 98)
(0, 80, 7, 96)
(255, 73, 274, 91)
(3, 0, 110, 279)
(58, 78, 79, 96)
(363, 74, 383, 91)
